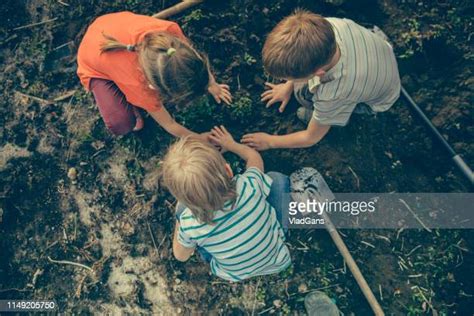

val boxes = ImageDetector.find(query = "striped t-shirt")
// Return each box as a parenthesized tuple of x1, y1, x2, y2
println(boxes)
(177, 167, 291, 282)
(307, 18, 401, 126)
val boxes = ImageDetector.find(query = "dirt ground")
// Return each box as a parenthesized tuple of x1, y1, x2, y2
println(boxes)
(1, 0, 473, 314)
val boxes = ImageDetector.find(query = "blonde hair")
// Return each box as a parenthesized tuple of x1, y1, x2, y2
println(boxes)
(160, 137, 236, 224)
(101, 31, 210, 108)
(262, 9, 336, 79)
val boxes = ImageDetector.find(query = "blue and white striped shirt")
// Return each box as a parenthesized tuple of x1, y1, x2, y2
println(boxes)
(308, 18, 401, 126)
(177, 167, 291, 282)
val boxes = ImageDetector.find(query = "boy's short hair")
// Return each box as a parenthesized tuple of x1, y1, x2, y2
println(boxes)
(161, 136, 236, 224)
(262, 9, 337, 79)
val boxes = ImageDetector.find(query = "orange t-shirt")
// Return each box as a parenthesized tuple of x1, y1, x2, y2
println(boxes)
(77, 11, 185, 112)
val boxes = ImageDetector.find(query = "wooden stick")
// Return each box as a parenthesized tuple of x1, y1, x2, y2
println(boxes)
(13, 18, 58, 31)
(47, 256, 93, 272)
(292, 192, 385, 316)
(152, 0, 203, 19)
(320, 210, 385, 316)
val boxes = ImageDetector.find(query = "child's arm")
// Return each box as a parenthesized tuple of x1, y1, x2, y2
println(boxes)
(172, 221, 195, 262)
(207, 73, 233, 105)
(241, 118, 330, 150)
(261, 81, 294, 113)
(209, 125, 264, 172)
(148, 106, 209, 141)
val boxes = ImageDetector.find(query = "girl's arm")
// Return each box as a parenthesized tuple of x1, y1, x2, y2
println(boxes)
(148, 106, 213, 142)
(148, 106, 193, 138)
(207, 73, 232, 105)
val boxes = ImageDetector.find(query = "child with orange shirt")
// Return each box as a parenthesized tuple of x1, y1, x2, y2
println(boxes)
(77, 11, 231, 136)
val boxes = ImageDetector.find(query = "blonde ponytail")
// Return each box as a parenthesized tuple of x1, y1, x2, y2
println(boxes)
(100, 33, 136, 53)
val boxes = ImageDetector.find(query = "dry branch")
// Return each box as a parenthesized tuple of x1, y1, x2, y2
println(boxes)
(152, 0, 204, 19)
(47, 256, 93, 272)
(13, 18, 58, 31)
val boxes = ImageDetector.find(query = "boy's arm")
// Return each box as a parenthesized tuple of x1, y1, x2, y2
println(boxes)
(172, 221, 195, 262)
(241, 118, 330, 150)
(209, 126, 264, 171)
(228, 142, 264, 171)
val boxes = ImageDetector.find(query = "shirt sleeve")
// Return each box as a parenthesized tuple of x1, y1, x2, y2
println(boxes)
(177, 224, 197, 249)
(312, 99, 357, 127)
(177, 211, 197, 248)
(242, 167, 273, 198)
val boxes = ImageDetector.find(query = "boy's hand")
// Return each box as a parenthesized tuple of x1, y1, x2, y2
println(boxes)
(208, 83, 232, 105)
(209, 125, 236, 151)
(241, 132, 273, 151)
(261, 81, 294, 113)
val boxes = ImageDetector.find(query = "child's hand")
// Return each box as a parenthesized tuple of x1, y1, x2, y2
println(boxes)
(241, 132, 273, 151)
(208, 83, 233, 105)
(209, 125, 236, 151)
(261, 81, 294, 113)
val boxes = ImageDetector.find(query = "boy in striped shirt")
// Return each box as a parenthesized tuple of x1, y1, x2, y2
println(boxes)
(242, 10, 400, 150)
(160, 128, 291, 282)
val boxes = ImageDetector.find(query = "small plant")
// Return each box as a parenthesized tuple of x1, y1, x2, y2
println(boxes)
(229, 94, 253, 121)
(243, 52, 257, 65)
(175, 95, 222, 131)
(183, 9, 205, 24)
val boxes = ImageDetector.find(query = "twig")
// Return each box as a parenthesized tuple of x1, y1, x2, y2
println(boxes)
(147, 221, 159, 253)
(0, 287, 32, 293)
(152, 0, 203, 19)
(47, 256, 93, 272)
(258, 306, 274, 315)
(15, 91, 52, 105)
(53, 41, 73, 51)
(361, 241, 375, 248)
(13, 18, 58, 31)
(157, 235, 167, 250)
(251, 278, 261, 316)
(406, 245, 422, 257)
(347, 166, 360, 189)
(399, 199, 432, 233)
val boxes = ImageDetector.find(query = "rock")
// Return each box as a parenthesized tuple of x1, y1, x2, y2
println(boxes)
(273, 299, 282, 308)
(298, 283, 308, 293)
(67, 167, 78, 180)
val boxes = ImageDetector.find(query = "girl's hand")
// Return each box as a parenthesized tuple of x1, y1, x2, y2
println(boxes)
(261, 81, 294, 113)
(209, 125, 236, 151)
(241, 132, 273, 151)
(208, 83, 232, 105)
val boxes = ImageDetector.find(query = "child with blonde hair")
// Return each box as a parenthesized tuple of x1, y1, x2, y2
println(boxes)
(161, 127, 291, 281)
(242, 9, 400, 150)
(77, 11, 231, 136)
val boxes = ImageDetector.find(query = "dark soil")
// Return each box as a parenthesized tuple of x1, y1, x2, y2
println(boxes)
(1, 0, 473, 314)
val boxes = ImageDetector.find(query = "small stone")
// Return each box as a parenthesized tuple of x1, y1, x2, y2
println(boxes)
(298, 283, 308, 293)
(67, 167, 77, 180)
(175, 278, 182, 285)
(273, 299, 282, 308)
